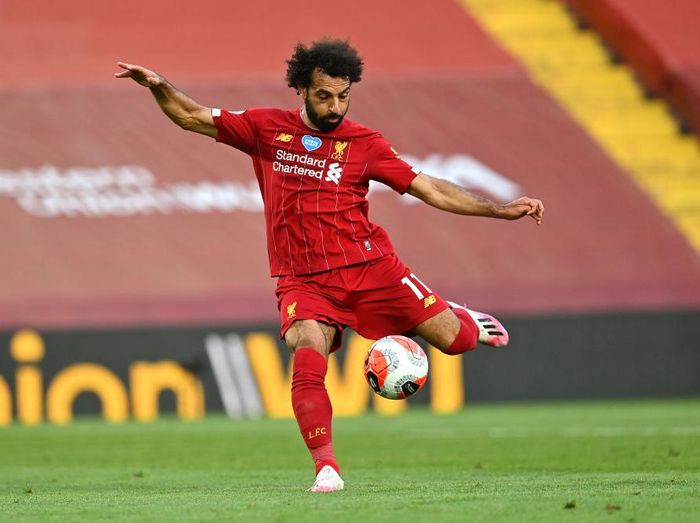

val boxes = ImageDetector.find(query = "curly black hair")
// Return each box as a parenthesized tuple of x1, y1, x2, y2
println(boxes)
(285, 39, 364, 90)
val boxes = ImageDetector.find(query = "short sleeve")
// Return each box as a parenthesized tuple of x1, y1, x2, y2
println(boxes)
(212, 108, 256, 154)
(366, 134, 419, 194)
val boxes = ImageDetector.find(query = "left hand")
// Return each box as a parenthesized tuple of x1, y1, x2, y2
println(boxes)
(114, 62, 163, 88)
(499, 197, 544, 224)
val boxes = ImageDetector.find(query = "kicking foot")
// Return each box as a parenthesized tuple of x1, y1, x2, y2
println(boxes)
(448, 301, 509, 347)
(308, 465, 344, 493)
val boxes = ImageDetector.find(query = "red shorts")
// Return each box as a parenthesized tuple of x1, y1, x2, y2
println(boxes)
(275, 254, 450, 352)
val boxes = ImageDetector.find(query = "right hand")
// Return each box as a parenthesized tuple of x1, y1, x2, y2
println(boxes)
(114, 62, 163, 88)
(498, 197, 545, 225)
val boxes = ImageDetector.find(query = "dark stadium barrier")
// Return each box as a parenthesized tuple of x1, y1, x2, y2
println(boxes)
(1, 309, 698, 426)
(0, 326, 461, 425)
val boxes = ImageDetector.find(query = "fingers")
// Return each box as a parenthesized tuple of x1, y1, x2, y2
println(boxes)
(530, 200, 544, 225)
(521, 198, 544, 225)
(114, 61, 143, 78)
(114, 61, 134, 78)
(116, 61, 141, 70)
(499, 196, 546, 224)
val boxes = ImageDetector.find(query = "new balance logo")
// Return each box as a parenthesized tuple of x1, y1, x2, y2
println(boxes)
(275, 133, 293, 143)
(325, 162, 343, 185)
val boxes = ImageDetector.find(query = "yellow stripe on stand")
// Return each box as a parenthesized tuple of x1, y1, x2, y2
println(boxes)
(459, 0, 700, 252)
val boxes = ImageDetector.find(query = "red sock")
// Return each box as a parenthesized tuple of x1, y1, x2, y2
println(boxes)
(443, 308, 479, 355)
(291, 348, 339, 475)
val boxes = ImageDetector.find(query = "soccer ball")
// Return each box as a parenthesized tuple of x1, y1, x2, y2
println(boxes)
(363, 335, 429, 400)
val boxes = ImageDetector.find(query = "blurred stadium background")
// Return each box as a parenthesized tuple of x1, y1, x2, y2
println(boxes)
(1, 0, 699, 426)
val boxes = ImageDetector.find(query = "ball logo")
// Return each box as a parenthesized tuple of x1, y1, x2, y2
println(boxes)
(401, 381, 419, 396)
(366, 372, 381, 393)
(302, 135, 322, 151)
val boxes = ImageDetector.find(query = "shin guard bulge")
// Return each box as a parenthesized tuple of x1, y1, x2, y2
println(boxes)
(443, 309, 479, 355)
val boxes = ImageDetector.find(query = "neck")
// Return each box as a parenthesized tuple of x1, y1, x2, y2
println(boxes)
(300, 106, 320, 131)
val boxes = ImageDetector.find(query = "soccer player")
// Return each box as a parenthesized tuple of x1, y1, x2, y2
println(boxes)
(116, 39, 544, 493)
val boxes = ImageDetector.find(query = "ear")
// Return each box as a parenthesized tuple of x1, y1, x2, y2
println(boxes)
(298, 87, 308, 99)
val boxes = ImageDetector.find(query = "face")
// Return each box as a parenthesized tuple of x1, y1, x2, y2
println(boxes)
(301, 70, 351, 133)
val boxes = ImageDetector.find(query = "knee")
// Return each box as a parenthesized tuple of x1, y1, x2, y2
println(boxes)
(284, 320, 333, 356)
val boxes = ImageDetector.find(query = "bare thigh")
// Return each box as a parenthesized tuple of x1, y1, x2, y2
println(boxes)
(410, 308, 460, 351)
(284, 319, 337, 358)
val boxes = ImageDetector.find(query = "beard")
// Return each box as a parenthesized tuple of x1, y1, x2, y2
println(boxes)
(304, 98, 348, 133)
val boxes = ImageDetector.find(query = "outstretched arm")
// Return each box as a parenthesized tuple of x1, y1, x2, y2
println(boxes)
(114, 62, 216, 138)
(407, 172, 544, 224)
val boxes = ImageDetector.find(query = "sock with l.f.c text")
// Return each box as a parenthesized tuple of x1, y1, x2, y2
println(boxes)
(291, 347, 340, 475)
(442, 307, 479, 355)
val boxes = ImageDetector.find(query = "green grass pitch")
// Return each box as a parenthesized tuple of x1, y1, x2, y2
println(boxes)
(1, 398, 698, 522)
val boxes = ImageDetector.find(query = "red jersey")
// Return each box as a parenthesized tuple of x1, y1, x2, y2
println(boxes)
(213, 107, 418, 276)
